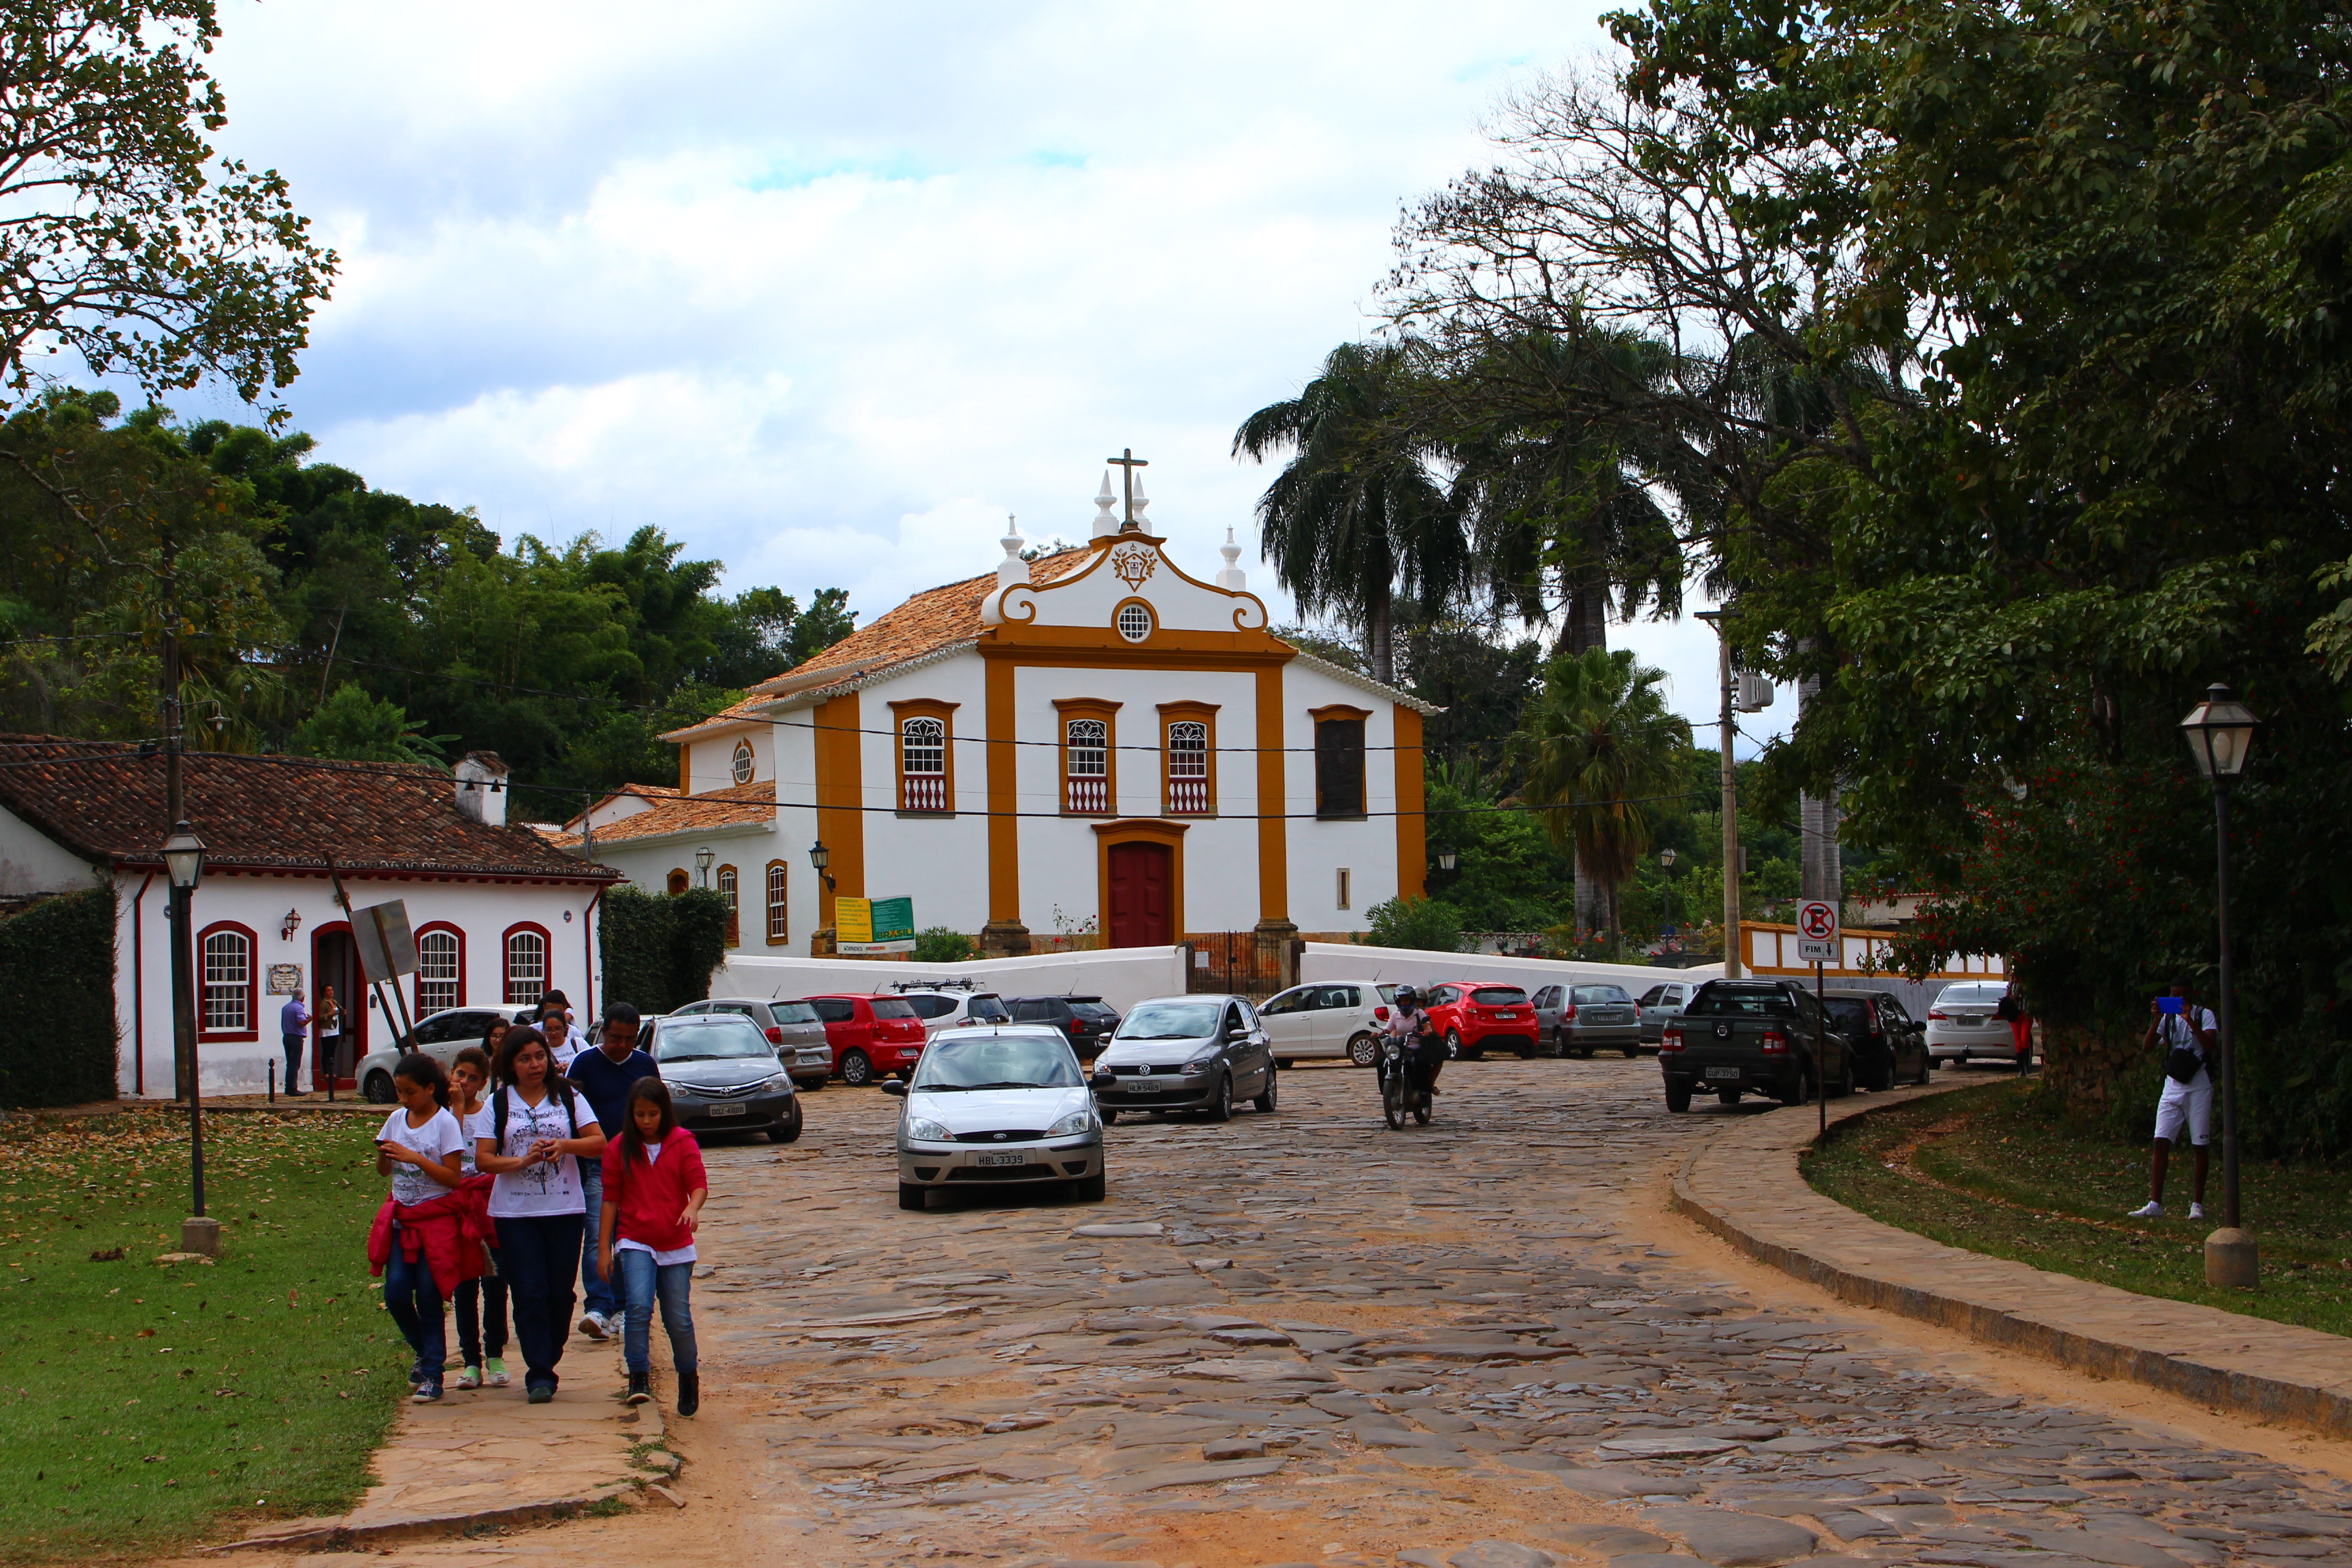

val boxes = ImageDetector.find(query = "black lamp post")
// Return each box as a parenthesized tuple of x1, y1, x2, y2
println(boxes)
(693, 844, 715, 888)
(808, 839, 836, 892)
(161, 819, 211, 1250)
(2179, 682, 2259, 1288)
(1660, 848, 1678, 936)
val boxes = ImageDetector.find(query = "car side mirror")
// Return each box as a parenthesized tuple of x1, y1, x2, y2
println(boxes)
(880, 1080, 906, 1098)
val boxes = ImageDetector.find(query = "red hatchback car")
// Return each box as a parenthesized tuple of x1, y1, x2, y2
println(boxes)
(805, 994, 928, 1085)
(1421, 981, 1540, 1059)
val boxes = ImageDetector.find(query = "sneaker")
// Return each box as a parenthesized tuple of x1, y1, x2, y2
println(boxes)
(485, 1358, 510, 1388)
(407, 1358, 429, 1388)
(626, 1371, 651, 1405)
(2129, 1200, 2163, 1219)
(577, 1311, 609, 1341)
(455, 1365, 482, 1390)
(676, 1370, 699, 1419)
(526, 1382, 555, 1405)
(2189, 1202, 2206, 1220)
(411, 1382, 442, 1404)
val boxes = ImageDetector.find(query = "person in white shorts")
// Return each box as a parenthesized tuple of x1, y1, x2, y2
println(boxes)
(2130, 981, 2217, 1220)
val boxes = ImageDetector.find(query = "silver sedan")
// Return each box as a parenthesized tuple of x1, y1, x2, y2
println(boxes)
(883, 1026, 1104, 1210)
(1088, 994, 1277, 1122)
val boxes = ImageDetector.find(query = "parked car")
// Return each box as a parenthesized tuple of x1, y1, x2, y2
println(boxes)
(1925, 981, 2021, 1067)
(806, 994, 930, 1085)
(358, 1004, 536, 1102)
(1531, 982, 1644, 1058)
(1820, 987, 1931, 1090)
(1090, 994, 1276, 1121)
(883, 1024, 1104, 1209)
(1659, 979, 1855, 1111)
(893, 987, 1014, 1036)
(1255, 981, 1398, 1067)
(1420, 981, 1540, 1059)
(669, 996, 834, 1089)
(1636, 979, 1700, 1046)
(646, 1013, 802, 1143)
(1007, 995, 1122, 1061)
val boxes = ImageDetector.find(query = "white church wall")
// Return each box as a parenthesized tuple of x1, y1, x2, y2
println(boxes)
(685, 722, 772, 796)
(857, 658, 991, 934)
(774, 707, 819, 952)
(1281, 662, 1403, 934)
(113, 872, 608, 1098)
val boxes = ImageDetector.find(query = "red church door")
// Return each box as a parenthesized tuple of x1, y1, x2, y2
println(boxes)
(1105, 841, 1173, 948)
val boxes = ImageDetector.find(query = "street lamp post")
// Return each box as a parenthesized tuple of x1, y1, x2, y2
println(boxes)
(807, 839, 836, 892)
(161, 820, 211, 1255)
(693, 844, 715, 889)
(1660, 848, 1678, 938)
(2179, 683, 2259, 1288)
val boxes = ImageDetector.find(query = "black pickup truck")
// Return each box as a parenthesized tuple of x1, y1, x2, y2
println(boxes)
(1659, 979, 1856, 1112)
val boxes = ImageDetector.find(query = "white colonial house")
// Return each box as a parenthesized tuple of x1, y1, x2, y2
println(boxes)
(570, 477, 1437, 959)
(0, 739, 619, 1098)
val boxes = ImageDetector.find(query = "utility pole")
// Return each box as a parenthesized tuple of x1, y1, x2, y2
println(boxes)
(1697, 610, 1742, 977)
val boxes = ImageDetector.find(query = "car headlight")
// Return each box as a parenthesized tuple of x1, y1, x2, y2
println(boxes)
(1183, 1056, 1220, 1075)
(904, 1116, 953, 1142)
(1047, 1109, 1098, 1137)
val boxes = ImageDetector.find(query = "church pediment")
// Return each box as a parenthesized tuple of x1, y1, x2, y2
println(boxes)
(984, 532, 1272, 648)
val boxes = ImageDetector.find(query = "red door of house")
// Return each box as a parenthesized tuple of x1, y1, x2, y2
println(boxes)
(1106, 841, 1173, 948)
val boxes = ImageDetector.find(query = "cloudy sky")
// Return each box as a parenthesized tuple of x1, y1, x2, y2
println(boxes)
(187, 0, 1776, 750)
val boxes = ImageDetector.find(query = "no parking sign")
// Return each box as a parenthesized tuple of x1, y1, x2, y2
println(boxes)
(1795, 900, 1838, 963)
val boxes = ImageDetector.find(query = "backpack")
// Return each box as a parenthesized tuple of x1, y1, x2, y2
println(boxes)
(2161, 1012, 2208, 1085)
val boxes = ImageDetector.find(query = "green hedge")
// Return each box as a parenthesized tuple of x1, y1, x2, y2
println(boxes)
(0, 885, 118, 1107)
(599, 886, 730, 1016)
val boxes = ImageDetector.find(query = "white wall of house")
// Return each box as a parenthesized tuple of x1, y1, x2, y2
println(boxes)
(581, 820, 782, 953)
(684, 722, 772, 796)
(1301, 941, 1721, 995)
(856, 657, 990, 933)
(1283, 662, 1402, 934)
(110, 871, 608, 1098)
(717, 943, 1188, 1013)
(0, 803, 103, 896)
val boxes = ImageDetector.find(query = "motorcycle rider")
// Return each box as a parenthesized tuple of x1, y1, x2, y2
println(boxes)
(1384, 986, 1445, 1102)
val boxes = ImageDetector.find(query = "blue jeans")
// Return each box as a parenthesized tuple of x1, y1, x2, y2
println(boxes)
(494, 1213, 584, 1392)
(614, 1249, 698, 1377)
(577, 1162, 617, 1321)
(382, 1222, 446, 1386)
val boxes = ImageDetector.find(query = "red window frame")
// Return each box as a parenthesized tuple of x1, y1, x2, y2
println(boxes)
(413, 921, 467, 1017)
(502, 921, 553, 1006)
(197, 919, 261, 1043)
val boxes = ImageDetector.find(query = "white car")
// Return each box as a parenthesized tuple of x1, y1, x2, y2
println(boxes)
(1925, 981, 2021, 1066)
(892, 987, 1015, 1036)
(882, 1025, 1105, 1209)
(1255, 981, 1399, 1068)
(357, 1004, 538, 1102)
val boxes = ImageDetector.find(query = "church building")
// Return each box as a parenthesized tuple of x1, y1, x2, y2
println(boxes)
(583, 468, 1435, 957)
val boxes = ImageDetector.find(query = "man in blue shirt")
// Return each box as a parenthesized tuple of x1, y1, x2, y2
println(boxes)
(279, 993, 312, 1095)
(565, 1002, 658, 1340)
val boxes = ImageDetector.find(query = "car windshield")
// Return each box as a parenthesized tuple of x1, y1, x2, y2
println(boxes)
(1116, 1000, 1221, 1040)
(653, 1018, 774, 1061)
(1071, 1000, 1118, 1019)
(1471, 987, 1529, 1005)
(1684, 985, 1800, 1019)
(869, 998, 918, 1019)
(912, 1034, 1082, 1090)
(1573, 985, 1632, 1004)
(768, 1000, 818, 1024)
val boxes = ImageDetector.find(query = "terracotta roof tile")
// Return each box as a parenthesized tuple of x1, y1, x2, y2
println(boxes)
(660, 547, 1097, 740)
(571, 780, 773, 845)
(0, 736, 617, 881)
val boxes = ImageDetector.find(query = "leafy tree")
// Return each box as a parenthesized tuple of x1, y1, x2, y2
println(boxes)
(912, 926, 976, 964)
(0, 1, 334, 416)
(1511, 648, 1690, 953)
(289, 683, 450, 764)
(1365, 895, 1467, 954)
(1233, 342, 1469, 685)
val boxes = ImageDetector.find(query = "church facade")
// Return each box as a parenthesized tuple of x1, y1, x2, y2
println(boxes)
(624, 483, 1434, 957)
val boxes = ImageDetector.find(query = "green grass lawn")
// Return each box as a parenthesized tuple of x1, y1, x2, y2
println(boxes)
(0, 1107, 406, 1563)
(1802, 1078, 2352, 1339)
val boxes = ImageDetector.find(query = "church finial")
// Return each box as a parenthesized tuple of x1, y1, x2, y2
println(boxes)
(998, 513, 1029, 589)
(1128, 470, 1150, 532)
(1091, 473, 1118, 540)
(1217, 525, 1247, 591)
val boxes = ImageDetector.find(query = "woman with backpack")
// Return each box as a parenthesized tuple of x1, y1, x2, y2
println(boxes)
(370, 1052, 468, 1403)
(476, 1026, 606, 1403)
(597, 1077, 708, 1416)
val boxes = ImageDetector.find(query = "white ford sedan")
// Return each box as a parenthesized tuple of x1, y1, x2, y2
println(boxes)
(882, 1025, 1105, 1211)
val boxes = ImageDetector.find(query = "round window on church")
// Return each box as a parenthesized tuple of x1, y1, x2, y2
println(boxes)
(1116, 602, 1154, 643)
(732, 740, 755, 784)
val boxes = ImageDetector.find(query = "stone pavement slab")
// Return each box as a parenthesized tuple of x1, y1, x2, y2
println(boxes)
(1668, 1081, 2352, 1439)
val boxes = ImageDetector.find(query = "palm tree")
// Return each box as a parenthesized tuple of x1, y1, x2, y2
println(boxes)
(1511, 647, 1690, 952)
(1232, 342, 1468, 685)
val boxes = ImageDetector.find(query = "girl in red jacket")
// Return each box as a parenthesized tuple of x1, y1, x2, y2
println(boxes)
(598, 1078, 707, 1414)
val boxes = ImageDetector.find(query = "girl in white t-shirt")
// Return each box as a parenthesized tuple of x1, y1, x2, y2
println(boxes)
(477, 1026, 606, 1403)
(375, 1053, 467, 1402)
(447, 1046, 509, 1390)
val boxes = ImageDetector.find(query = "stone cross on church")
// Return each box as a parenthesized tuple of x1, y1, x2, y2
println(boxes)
(1107, 448, 1148, 530)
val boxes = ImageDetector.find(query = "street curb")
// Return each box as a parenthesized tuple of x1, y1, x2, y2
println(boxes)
(1668, 1079, 2352, 1441)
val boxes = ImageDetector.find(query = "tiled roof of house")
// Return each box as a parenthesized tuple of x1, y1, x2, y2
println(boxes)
(541, 780, 774, 851)
(559, 783, 679, 834)
(0, 736, 619, 881)
(659, 547, 1098, 742)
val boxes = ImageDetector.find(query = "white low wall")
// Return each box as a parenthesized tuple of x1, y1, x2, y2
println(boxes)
(712, 945, 1190, 1013)
(1301, 941, 1721, 997)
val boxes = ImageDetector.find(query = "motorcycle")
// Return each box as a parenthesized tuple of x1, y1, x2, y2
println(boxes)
(1379, 1037, 1436, 1128)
